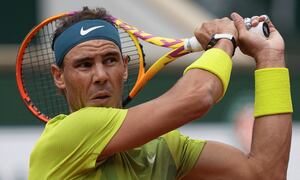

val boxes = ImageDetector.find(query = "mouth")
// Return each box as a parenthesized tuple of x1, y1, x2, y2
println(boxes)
(93, 95, 110, 100)
(90, 91, 111, 104)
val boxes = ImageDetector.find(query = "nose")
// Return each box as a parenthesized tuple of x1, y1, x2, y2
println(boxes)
(92, 63, 109, 84)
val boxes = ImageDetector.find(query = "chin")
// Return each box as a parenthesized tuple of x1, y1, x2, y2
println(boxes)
(89, 102, 110, 108)
(88, 99, 118, 108)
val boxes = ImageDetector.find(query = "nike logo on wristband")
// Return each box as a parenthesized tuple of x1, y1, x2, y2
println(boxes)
(80, 25, 104, 36)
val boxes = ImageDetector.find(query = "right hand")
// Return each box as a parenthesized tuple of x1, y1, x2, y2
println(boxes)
(231, 12, 286, 68)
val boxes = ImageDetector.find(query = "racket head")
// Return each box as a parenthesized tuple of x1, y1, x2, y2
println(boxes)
(16, 12, 145, 122)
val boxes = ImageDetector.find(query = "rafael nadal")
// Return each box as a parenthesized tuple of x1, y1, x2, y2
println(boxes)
(29, 7, 293, 180)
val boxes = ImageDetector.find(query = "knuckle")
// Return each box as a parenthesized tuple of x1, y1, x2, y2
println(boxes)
(239, 34, 247, 41)
(222, 17, 230, 21)
(202, 22, 209, 28)
(236, 18, 245, 25)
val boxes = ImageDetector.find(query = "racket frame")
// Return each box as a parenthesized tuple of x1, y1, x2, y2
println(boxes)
(16, 13, 72, 122)
(16, 12, 198, 122)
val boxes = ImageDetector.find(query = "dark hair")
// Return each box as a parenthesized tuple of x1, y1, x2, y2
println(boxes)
(52, 6, 113, 51)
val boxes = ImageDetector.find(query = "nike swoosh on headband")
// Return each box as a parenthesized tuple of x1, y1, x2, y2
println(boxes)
(80, 25, 105, 36)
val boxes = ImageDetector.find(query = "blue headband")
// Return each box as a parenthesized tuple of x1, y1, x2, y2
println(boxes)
(53, 19, 121, 67)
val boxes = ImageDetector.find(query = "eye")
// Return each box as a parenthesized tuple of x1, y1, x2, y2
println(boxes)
(76, 61, 93, 69)
(104, 57, 118, 65)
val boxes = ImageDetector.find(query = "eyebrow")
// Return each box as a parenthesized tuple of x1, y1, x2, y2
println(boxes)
(72, 57, 92, 65)
(102, 51, 121, 57)
(70, 49, 121, 63)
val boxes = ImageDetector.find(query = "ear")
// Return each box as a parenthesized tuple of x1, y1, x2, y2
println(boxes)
(51, 64, 66, 90)
(122, 55, 129, 81)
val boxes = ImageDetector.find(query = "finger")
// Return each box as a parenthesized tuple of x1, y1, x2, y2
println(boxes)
(260, 15, 270, 23)
(260, 15, 276, 33)
(251, 16, 259, 20)
(221, 17, 231, 22)
(231, 12, 247, 32)
(250, 16, 260, 27)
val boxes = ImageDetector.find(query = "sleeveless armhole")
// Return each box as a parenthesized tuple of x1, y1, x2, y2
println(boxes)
(162, 130, 206, 179)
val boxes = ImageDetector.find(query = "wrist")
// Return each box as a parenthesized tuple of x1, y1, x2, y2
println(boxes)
(214, 39, 235, 57)
(206, 34, 236, 57)
(255, 49, 286, 69)
(256, 60, 286, 69)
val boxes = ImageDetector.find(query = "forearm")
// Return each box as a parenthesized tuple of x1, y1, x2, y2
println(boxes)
(249, 55, 292, 179)
(250, 114, 292, 179)
(160, 68, 223, 122)
(167, 41, 234, 121)
(135, 46, 233, 135)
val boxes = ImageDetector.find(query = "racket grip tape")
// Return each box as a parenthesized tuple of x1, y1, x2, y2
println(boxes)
(184, 37, 203, 52)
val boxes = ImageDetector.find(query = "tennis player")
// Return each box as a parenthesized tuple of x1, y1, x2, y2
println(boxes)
(29, 7, 293, 180)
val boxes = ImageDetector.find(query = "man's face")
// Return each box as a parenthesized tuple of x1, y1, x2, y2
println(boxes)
(52, 39, 128, 111)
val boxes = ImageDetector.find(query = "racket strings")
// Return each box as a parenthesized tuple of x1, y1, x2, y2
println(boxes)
(42, 23, 68, 115)
(118, 29, 142, 104)
(42, 23, 67, 114)
(22, 21, 69, 118)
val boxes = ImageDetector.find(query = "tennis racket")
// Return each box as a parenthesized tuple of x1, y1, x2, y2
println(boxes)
(16, 12, 269, 122)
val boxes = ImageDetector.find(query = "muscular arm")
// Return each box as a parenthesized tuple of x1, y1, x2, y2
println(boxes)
(100, 66, 221, 159)
(99, 39, 234, 160)
(97, 17, 238, 161)
(183, 13, 292, 180)
(184, 114, 291, 180)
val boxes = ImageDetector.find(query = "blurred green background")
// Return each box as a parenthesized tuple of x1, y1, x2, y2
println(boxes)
(0, 0, 299, 126)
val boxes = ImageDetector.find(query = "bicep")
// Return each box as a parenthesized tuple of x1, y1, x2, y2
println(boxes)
(183, 141, 257, 180)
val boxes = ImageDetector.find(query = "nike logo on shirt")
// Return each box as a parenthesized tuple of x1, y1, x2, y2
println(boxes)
(147, 154, 156, 164)
(80, 25, 105, 36)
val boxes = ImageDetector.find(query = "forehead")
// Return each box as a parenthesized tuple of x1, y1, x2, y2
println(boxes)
(66, 39, 121, 57)
(76, 39, 120, 50)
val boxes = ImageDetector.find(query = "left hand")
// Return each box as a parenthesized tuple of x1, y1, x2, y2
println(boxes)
(194, 17, 238, 50)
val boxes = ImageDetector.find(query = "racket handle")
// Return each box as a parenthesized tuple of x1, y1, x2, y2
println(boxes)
(248, 21, 270, 38)
(244, 17, 270, 38)
(184, 36, 203, 52)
